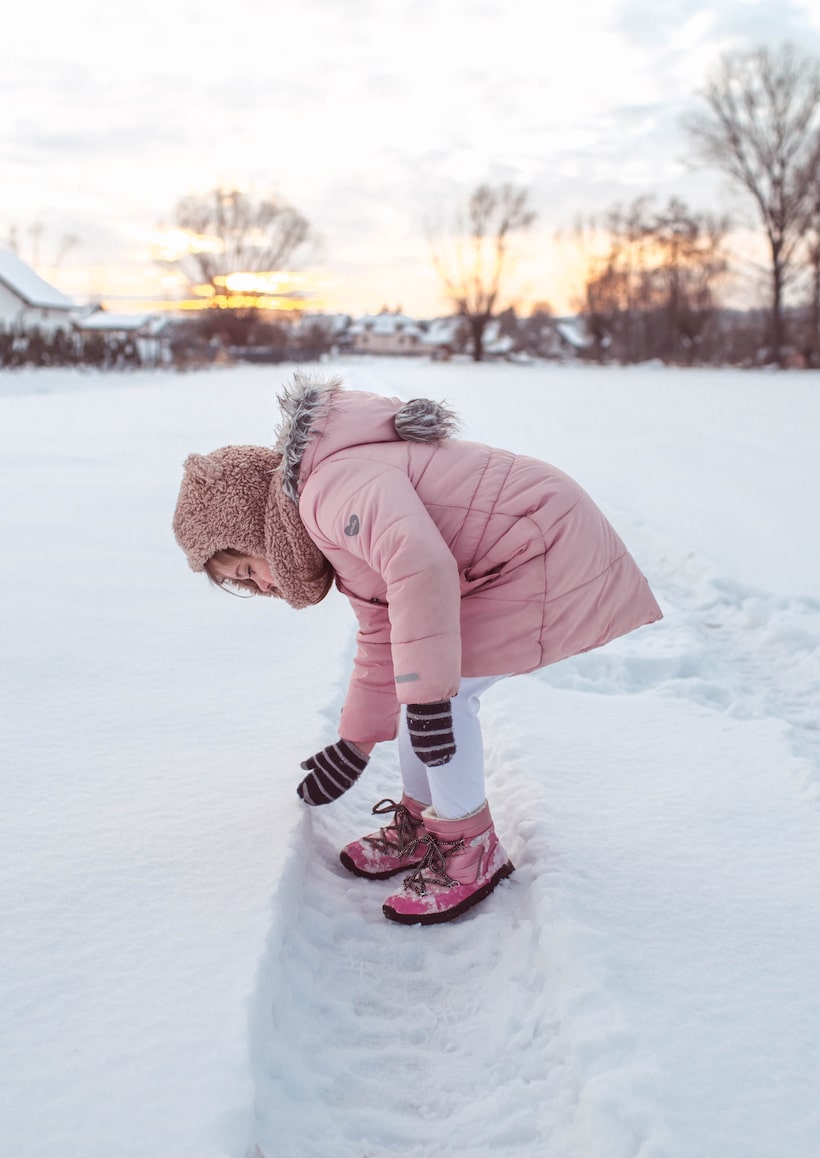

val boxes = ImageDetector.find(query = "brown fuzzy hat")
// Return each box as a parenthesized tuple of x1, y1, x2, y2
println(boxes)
(172, 445, 333, 609)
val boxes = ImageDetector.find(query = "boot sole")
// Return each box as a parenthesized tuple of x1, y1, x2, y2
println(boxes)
(339, 850, 423, 880)
(382, 861, 515, 925)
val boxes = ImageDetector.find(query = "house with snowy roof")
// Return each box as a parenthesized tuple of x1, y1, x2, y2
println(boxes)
(72, 307, 172, 366)
(0, 249, 75, 332)
(346, 311, 426, 356)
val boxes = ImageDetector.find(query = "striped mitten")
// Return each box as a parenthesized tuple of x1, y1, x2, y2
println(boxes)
(297, 740, 369, 806)
(406, 700, 456, 767)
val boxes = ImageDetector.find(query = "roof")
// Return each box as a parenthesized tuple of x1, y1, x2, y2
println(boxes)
(348, 312, 424, 338)
(73, 310, 152, 332)
(555, 318, 591, 350)
(0, 249, 75, 310)
(421, 317, 463, 346)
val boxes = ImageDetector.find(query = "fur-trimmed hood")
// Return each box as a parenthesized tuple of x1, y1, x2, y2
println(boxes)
(273, 371, 459, 502)
(172, 373, 459, 607)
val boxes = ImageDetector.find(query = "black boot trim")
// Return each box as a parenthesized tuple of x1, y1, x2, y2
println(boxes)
(382, 861, 515, 925)
(339, 850, 424, 880)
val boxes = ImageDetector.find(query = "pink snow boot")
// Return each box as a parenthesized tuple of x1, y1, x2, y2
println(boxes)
(339, 795, 427, 879)
(382, 802, 514, 925)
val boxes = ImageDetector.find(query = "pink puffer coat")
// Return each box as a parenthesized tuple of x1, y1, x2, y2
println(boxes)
(285, 383, 662, 743)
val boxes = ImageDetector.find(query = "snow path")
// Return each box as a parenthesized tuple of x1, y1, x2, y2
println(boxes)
(248, 691, 653, 1158)
(2, 362, 819, 1158)
(248, 644, 820, 1158)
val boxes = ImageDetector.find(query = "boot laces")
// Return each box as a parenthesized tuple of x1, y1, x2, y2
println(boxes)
(363, 798, 423, 855)
(399, 833, 465, 895)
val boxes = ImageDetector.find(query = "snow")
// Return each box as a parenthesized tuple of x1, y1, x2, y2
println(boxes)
(0, 249, 75, 310)
(74, 310, 152, 331)
(555, 317, 590, 349)
(1, 358, 819, 1158)
(348, 313, 423, 337)
(423, 316, 461, 346)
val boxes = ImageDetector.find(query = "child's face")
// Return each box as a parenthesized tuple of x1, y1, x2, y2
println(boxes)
(212, 554, 276, 594)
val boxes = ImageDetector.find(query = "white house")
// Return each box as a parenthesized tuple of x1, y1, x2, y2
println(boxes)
(0, 250, 75, 332)
(347, 311, 426, 356)
(72, 307, 172, 365)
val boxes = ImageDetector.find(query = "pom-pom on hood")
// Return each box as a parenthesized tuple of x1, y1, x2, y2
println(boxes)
(274, 370, 459, 502)
(393, 396, 460, 443)
(172, 371, 458, 606)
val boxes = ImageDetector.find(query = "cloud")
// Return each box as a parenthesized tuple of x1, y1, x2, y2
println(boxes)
(616, 0, 820, 55)
(708, 0, 820, 48)
(614, 0, 713, 45)
(3, 0, 820, 315)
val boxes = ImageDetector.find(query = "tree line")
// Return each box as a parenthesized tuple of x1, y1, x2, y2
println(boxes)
(0, 327, 143, 370)
(6, 42, 820, 369)
(460, 43, 820, 366)
(160, 43, 820, 367)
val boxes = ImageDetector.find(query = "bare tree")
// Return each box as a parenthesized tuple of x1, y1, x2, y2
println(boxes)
(652, 199, 730, 363)
(579, 198, 728, 363)
(685, 44, 820, 365)
(163, 185, 315, 300)
(431, 183, 536, 361)
(800, 163, 820, 364)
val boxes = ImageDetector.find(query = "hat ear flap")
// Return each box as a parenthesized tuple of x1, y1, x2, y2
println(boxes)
(183, 453, 226, 489)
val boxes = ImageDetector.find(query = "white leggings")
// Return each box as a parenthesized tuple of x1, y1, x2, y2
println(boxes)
(397, 676, 507, 820)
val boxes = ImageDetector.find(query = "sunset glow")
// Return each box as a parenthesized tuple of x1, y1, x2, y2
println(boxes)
(149, 229, 224, 263)
(3, 1, 819, 318)
(101, 293, 322, 315)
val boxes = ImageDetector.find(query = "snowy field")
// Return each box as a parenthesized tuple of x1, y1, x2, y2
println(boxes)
(1, 357, 819, 1158)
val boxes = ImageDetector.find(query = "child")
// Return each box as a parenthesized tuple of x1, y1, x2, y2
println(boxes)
(173, 373, 662, 925)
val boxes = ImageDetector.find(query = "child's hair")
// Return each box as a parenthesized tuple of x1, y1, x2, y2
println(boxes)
(203, 548, 259, 596)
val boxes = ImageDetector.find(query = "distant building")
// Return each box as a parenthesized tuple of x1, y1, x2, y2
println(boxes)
(420, 316, 466, 359)
(420, 316, 515, 360)
(72, 307, 172, 365)
(347, 310, 426, 356)
(342, 311, 540, 361)
(0, 250, 75, 332)
(554, 318, 591, 354)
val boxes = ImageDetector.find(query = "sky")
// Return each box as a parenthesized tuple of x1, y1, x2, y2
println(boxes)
(4, 0, 820, 318)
